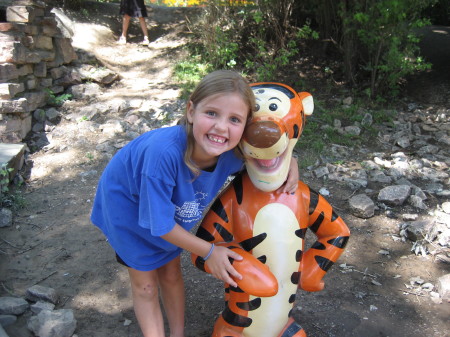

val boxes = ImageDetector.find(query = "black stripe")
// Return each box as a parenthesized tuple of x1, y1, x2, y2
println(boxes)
(194, 257, 206, 272)
(295, 250, 303, 262)
(196, 226, 215, 242)
(236, 298, 261, 311)
(315, 255, 334, 271)
(229, 285, 244, 293)
(257, 255, 267, 264)
(309, 212, 324, 233)
(233, 174, 244, 205)
(289, 294, 296, 303)
(328, 236, 349, 249)
(211, 199, 228, 222)
(222, 307, 252, 327)
(295, 228, 307, 239)
(331, 210, 338, 221)
(214, 223, 234, 242)
(309, 189, 319, 214)
(251, 83, 295, 99)
(293, 124, 299, 138)
(240, 233, 267, 251)
(311, 241, 326, 250)
(291, 272, 300, 284)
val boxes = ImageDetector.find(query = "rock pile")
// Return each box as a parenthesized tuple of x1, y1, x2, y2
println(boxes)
(305, 103, 449, 263)
(0, 285, 76, 337)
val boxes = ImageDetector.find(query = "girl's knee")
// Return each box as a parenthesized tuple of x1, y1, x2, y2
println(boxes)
(132, 281, 159, 300)
(159, 269, 183, 285)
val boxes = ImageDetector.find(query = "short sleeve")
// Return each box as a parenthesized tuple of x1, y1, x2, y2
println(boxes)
(139, 175, 176, 236)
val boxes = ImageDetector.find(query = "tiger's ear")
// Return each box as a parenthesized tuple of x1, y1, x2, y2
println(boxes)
(298, 92, 314, 116)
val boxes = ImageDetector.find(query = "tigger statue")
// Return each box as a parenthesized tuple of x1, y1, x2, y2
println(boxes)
(192, 82, 350, 337)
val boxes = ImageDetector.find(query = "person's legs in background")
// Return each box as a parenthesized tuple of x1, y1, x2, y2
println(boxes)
(118, 14, 131, 44)
(138, 17, 149, 45)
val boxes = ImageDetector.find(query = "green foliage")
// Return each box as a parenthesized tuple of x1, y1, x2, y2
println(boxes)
(0, 164, 25, 211)
(173, 57, 213, 99)
(187, 0, 318, 81)
(338, 0, 435, 98)
(45, 89, 73, 107)
(0, 164, 13, 194)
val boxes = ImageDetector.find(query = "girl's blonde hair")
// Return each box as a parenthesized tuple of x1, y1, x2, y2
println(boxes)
(179, 70, 255, 176)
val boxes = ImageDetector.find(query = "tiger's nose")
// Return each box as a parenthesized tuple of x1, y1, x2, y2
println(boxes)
(244, 120, 282, 148)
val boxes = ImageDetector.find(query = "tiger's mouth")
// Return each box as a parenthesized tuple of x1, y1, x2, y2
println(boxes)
(248, 147, 288, 173)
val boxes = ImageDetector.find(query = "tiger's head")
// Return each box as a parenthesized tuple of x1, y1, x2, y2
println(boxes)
(239, 83, 314, 192)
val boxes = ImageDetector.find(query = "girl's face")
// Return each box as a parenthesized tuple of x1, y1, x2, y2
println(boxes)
(187, 92, 249, 169)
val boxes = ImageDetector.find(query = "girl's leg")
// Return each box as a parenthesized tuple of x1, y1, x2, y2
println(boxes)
(157, 256, 185, 337)
(127, 267, 165, 337)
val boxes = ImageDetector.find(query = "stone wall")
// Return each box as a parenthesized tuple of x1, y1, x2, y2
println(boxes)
(0, 0, 77, 143)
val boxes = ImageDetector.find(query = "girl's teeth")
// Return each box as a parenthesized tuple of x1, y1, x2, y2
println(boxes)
(208, 135, 225, 143)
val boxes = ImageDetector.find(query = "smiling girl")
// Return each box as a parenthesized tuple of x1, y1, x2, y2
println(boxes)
(90, 70, 299, 337)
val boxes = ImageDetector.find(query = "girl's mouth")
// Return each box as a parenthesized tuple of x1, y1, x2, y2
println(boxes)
(207, 134, 226, 144)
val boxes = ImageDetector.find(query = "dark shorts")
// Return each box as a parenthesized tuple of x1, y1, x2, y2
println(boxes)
(115, 253, 130, 268)
(120, 0, 148, 17)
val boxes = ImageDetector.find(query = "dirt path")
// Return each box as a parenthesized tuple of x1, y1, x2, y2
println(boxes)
(0, 3, 449, 337)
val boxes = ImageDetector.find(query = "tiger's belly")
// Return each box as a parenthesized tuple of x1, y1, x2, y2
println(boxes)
(244, 203, 301, 337)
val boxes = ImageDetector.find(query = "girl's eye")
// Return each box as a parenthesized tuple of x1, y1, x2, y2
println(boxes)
(230, 117, 241, 123)
(255, 104, 260, 112)
(206, 110, 216, 116)
(269, 103, 278, 111)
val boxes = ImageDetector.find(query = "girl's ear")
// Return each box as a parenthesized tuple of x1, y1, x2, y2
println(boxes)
(186, 101, 195, 123)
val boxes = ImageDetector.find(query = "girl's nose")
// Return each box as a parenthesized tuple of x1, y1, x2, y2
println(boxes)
(214, 118, 227, 131)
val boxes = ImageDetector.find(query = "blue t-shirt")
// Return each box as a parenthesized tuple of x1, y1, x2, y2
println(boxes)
(90, 125, 243, 271)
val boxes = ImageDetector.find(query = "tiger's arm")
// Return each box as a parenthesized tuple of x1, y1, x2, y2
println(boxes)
(300, 189, 350, 292)
(191, 189, 278, 297)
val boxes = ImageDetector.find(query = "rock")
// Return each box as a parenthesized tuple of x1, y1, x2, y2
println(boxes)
(361, 113, 373, 127)
(403, 220, 434, 242)
(436, 274, 450, 302)
(342, 96, 352, 105)
(30, 301, 55, 314)
(442, 202, 450, 214)
(0, 297, 29, 315)
(26, 285, 58, 304)
(408, 195, 428, 210)
(349, 194, 375, 218)
(0, 323, 9, 337)
(313, 166, 329, 178)
(0, 314, 17, 327)
(0, 208, 13, 228)
(378, 185, 411, 206)
(27, 309, 76, 337)
(343, 125, 361, 136)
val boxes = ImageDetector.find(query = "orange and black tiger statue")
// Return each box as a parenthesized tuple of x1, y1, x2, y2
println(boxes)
(192, 83, 350, 337)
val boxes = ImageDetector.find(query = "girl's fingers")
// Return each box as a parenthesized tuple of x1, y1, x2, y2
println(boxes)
(222, 272, 238, 288)
(229, 250, 243, 261)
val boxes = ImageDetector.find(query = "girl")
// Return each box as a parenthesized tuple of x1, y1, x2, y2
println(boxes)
(90, 70, 299, 337)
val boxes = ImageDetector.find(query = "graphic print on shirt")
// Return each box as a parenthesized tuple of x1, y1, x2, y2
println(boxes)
(174, 191, 208, 223)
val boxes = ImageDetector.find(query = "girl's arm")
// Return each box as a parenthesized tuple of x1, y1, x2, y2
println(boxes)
(161, 224, 243, 287)
(277, 156, 299, 194)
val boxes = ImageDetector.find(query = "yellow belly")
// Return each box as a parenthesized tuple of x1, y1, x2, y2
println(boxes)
(245, 203, 302, 337)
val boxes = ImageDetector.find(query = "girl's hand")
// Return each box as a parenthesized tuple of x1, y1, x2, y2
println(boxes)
(278, 156, 299, 194)
(205, 245, 243, 288)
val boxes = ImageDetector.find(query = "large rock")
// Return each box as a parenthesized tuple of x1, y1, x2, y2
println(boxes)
(27, 309, 77, 337)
